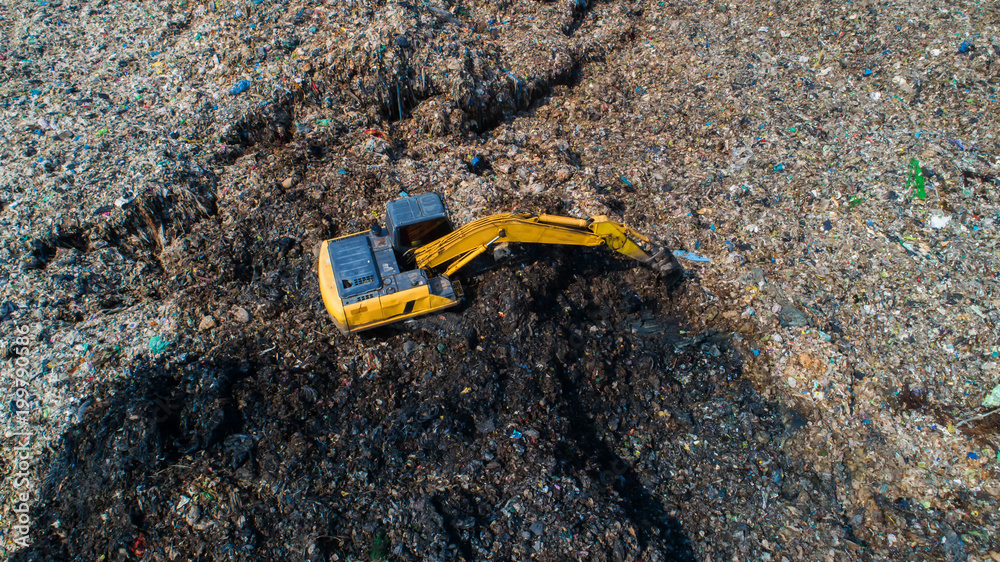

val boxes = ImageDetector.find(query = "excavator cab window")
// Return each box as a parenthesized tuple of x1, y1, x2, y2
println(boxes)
(397, 218, 451, 248)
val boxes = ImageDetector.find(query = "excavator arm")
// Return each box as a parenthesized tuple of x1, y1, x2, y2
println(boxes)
(409, 212, 676, 277)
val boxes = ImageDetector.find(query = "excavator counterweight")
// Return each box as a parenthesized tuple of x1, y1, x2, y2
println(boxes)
(318, 193, 678, 334)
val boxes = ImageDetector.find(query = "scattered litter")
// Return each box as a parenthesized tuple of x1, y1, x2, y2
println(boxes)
(232, 307, 250, 323)
(229, 79, 252, 96)
(114, 194, 135, 208)
(198, 316, 216, 331)
(984, 385, 1000, 408)
(148, 336, 170, 354)
(674, 250, 711, 263)
(906, 158, 927, 200)
(2, 0, 997, 560)
(930, 215, 951, 229)
(778, 306, 810, 327)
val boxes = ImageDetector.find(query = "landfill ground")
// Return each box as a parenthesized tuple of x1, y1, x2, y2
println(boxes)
(2, 0, 1000, 560)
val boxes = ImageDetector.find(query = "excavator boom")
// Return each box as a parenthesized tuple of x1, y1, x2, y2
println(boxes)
(410, 212, 657, 277)
(317, 193, 677, 334)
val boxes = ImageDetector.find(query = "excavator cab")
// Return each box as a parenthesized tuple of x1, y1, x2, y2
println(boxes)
(318, 194, 464, 334)
(384, 193, 453, 251)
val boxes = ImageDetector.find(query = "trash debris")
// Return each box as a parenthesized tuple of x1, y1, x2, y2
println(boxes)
(232, 307, 250, 323)
(114, 194, 135, 208)
(148, 336, 170, 354)
(778, 305, 810, 327)
(984, 385, 1000, 408)
(4, 0, 999, 560)
(229, 79, 252, 96)
(930, 215, 952, 229)
(906, 158, 927, 200)
(673, 250, 711, 263)
(198, 316, 216, 331)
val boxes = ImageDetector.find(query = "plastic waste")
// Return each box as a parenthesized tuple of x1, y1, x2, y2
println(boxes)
(149, 336, 170, 354)
(673, 250, 711, 262)
(983, 385, 1000, 408)
(906, 158, 927, 200)
(229, 79, 252, 96)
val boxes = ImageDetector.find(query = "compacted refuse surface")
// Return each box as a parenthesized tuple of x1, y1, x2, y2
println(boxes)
(2, 0, 1000, 560)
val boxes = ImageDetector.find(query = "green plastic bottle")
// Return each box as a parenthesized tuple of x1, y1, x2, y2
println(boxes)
(906, 158, 927, 200)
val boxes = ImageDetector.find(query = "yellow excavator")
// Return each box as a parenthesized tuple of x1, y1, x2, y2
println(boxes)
(317, 193, 678, 334)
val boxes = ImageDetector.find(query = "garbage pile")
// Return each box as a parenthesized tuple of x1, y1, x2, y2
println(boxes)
(2, 0, 999, 559)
